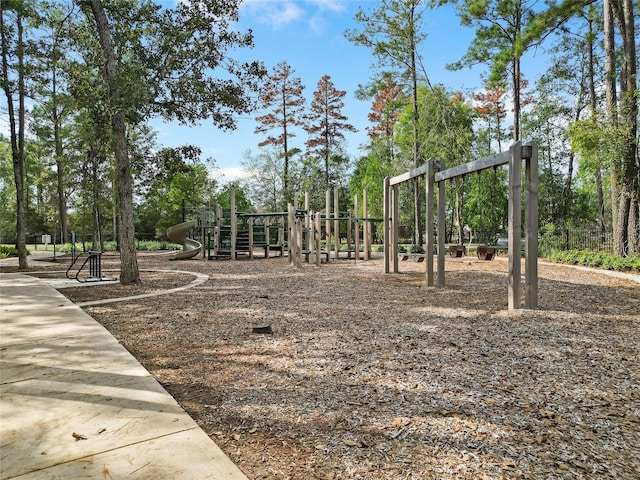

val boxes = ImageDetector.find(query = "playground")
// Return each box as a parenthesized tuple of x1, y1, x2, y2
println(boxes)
(12, 250, 640, 479)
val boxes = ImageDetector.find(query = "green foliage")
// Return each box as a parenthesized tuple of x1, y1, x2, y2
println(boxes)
(410, 244, 424, 253)
(214, 182, 253, 213)
(0, 245, 21, 258)
(55, 243, 86, 253)
(241, 149, 284, 211)
(349, 147, 397, 240)
(54, 241, 179, 253)
(568, 120, 626, 180)
(546, 250, 640, 273)
(397, 85, 474, 163)
(346, 0, 427, 77)
(135, 240, 181, 251)
(136, 147, 216, 235)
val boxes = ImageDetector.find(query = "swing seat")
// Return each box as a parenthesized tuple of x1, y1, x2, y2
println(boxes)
(448, 245, 466, 257)
(477, 245, 496, 261)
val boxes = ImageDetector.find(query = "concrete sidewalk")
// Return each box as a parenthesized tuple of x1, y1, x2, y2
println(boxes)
(0, 273, 248, 480)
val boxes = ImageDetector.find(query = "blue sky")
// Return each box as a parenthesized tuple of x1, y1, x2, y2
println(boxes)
(153, 0, 547, 181)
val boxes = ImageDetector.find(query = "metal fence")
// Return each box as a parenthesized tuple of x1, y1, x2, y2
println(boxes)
(539, 227, 614, 254)
(396, 227, 616, 254)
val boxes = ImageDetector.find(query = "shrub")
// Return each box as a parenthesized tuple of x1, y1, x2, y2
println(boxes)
(0, 245, 20, 258)
(545, 249, 640, 273)
(410, 244, 425, 254)
(54, 243, 81, 253)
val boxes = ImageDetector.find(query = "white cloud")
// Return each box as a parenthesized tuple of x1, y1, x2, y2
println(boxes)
(309, 0, 347, 14)
(240, 0, 346, 31)
(241, 0, 305, 29)
(215, 166, 251, 183)
(201, 146, 227, 157)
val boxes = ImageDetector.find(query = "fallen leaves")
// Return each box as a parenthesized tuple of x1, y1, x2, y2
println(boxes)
(56, 254, 640, 479)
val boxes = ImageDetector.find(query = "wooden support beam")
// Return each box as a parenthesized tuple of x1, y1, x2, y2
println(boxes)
(334, 188, 339, 260)
(389, 163, 430, 186)
(383, 177, 390, 274)
(425, 159, 435, 286)
(248, 216, 254, 259)
(354, 194, 359, 264)
(525, 143, 539, 308)
(435, 150, 510, 182)
(508, 142, 522, 310)
(363, 190, 370, 261)
(316, 212, 321, 266)
(325, 190, 331, 261)
(437, 159, 446, 287)
(392, 184, 399, 273)
(231, 186, 237, 260)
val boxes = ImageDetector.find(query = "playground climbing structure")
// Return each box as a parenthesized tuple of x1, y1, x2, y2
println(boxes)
(180, 187, 377, 264)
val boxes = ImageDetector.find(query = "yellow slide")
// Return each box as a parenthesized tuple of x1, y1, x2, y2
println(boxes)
(166, 220, 202, 260)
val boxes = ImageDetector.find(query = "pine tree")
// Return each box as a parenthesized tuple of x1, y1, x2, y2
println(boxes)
(366, 73, 403, 162)
(346, 0, 428, 245)
(304, 75, 356, 187)
(255, 61, 306, 204)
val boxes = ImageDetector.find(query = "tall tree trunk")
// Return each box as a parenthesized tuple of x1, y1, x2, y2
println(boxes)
(609, 0, 638, 255)
(283, 114, 289, 205)
(90, 148, 102, 251)
(0, 7, 28, 268)
(511, 0, 522, 143)
(596, 168, 606, 239)
(511, 57, 521, 142)
(52, 74, 68, 244)
(410, 3, 422, 246)
(603, 0, 620, 249)
(88, 0, 140, 284)
(587, 9, 606, 240)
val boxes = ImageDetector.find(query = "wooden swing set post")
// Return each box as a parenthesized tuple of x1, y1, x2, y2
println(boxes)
(508, 144, 522, 309)
(392, 183, 399, 273)
(385, 142, 538, 310)
(230, 187, 237, 260)
(383, 177, 390, 274)
(325, 190, 331, 260)
(334, 189, 340, 261)
(315, 212, 322, 267)
(363, 190, 370, 261)
(425, 159, 435, 286)
(437, 159, 446, 287)
(354, 194, 359, 264)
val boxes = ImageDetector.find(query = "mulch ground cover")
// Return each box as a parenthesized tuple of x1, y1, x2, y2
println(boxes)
(14, 252, 640, 479)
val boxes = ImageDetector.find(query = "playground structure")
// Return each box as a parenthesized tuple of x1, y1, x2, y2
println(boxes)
(166, 220, 202, 259)
(286, 189, 376, 267)
(383, 140, 539, 310)
(178, 188, 376, 264)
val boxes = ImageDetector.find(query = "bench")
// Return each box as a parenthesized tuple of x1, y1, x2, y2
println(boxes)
(496, 237, 526, 253)
(302, 250, 329, 263)
(448, 245, 466, 257)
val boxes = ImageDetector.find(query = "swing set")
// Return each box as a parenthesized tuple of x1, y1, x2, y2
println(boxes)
(383, 141, 539, 310)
